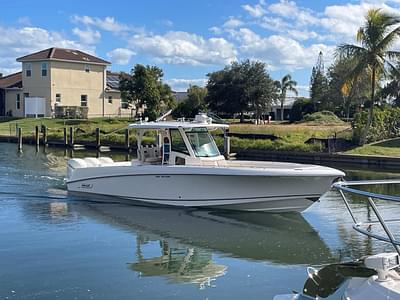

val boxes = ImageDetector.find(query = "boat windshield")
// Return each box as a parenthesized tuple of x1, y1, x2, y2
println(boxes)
(184, 127, 220, 157)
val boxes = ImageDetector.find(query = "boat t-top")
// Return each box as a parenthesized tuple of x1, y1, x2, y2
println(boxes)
(67, 114, 344, 212)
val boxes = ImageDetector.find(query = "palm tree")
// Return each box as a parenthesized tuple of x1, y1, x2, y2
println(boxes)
(336, 8, 400, 145)
(275, 74, 298, 121)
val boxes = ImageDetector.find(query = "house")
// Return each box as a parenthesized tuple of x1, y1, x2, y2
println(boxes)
(0, 47, 132, 118)
(0, 72, 23, 116)
(269, 96, 297, 120)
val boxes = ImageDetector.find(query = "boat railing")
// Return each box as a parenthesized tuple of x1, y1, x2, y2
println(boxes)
(332, 179, 400, 256)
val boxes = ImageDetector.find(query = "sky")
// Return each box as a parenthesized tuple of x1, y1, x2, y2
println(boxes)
(1, 0, 400, 96)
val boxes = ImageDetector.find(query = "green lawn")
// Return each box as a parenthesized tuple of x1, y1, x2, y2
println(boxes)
(345, 138, 400, 157)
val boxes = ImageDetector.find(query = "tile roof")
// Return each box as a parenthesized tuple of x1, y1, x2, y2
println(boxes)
(106, 71, 120, 91)
(0, 72, 22, 89)
(16, 48, 110, 65)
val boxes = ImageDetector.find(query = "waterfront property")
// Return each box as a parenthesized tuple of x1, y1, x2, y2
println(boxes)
(0, 48, 133, 118)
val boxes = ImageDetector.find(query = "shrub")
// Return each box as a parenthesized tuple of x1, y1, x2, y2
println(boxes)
(302, 111, 344, 125)
(352, 107, 400, 144)
(290, 98, 315, 122)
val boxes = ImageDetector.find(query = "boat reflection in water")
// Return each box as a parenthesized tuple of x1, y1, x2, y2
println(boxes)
(72, 199, 331, 256)
(131, 238, 227, 288)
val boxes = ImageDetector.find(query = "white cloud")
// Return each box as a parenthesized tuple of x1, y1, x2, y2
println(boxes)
(223, 17, 244, 28)
(72, 27, 101, 44)
(242, 2, 266, 17)
(128, 31, 237, 66)
(159, 19, 174, 27)
(17, 17, 31, 26)
(232, 28, 335, 71)
(107, 48, 135, 65)
(71, 15, 133, 33)
(267, 0, 319, 26)
(165, 78, 207, 92)
(0, 25, 94, 75)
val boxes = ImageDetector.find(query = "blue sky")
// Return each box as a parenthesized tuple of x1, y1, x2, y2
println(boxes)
(1, 0, 400, 95)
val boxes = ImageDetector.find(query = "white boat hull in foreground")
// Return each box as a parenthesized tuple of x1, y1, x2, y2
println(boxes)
(67, 160, 344, 212)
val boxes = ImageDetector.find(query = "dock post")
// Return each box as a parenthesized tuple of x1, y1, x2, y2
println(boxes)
(17, 128, 22, 152)
(63, 128, 68, 147)
(125, 128, 130, 151)
(42, 126, 48, 146)
(69, 127, 74, 148)
(35, 125, 40, 150)
(95, 128, 101, 149)
(223, 129, 230, 159)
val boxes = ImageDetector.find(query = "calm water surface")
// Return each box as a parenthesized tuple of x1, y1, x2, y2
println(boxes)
(1, 143, 400, 300)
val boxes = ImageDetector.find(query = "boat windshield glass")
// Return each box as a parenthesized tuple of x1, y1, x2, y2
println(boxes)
(184, 127, 220, 157)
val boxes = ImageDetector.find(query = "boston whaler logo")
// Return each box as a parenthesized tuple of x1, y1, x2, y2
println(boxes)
(80, 183, 93, 189)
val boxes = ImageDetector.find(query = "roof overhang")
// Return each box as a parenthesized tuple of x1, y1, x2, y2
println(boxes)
(17, 58, 110, 66)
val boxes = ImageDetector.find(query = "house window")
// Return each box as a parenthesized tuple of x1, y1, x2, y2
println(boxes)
(41, 62, 48, 77)
(121, 99, 128, 109)
(16, 94, 21, 110)
(56, 93, 61, 103)
(25, 63, 32, 77)
(81, 95, 87, 107)
(85, 65, 90, 73)
(108, 96, 112, 104)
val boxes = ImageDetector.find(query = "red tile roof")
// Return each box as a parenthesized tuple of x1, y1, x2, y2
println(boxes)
(0, 72, 22, 89)
(17, 48, 110, 65)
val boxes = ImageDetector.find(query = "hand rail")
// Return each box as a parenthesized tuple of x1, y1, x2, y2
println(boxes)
(332, 180, 400, 256)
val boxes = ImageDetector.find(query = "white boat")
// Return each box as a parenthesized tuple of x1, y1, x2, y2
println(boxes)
(274, 179, 400, 300)
(66, 114, 345, 212)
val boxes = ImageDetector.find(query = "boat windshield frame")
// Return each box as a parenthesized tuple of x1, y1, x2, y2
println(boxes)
(183, 127, 221, 158)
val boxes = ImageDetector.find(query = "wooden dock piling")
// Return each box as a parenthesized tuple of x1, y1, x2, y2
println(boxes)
(17, 128, 22, 152)
(69, 127, 74, 147)
(63, 128, 68, 146)
(95, 128, 101, 149)
(125, 128, 130, 151)
(35, 126, 40, 150)
(42, 126, 48, 146)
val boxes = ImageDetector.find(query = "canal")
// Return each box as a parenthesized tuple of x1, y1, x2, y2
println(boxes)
(1, 143, 400, 299)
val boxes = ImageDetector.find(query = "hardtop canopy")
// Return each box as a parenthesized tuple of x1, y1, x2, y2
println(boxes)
(128, 121, 229, 130)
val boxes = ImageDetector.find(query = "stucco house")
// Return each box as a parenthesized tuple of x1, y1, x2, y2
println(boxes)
(0, 47, 132, 118)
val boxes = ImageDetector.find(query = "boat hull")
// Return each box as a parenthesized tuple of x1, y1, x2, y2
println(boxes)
(67, 165, 342, 212)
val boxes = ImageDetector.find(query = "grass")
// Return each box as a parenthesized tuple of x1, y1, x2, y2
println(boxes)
(345, 138, 400, 157)
(0, 117, 352, 152)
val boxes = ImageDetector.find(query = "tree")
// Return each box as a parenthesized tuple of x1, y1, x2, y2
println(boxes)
(172, 85, 208, 118)
(275, 74, 298, 121)
(381, 63, 400, 106)
(206, 60, 277, 122)
(119, 64, 174, 120)
(336, 8, 400, 145)
(327, 56, 370, 119)
(310, 51, 329, 110)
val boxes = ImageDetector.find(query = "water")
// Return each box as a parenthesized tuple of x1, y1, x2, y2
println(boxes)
(1, 143, 400, 300)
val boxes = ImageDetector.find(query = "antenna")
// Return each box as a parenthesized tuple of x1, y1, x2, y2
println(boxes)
(156, 109, 172, 122)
